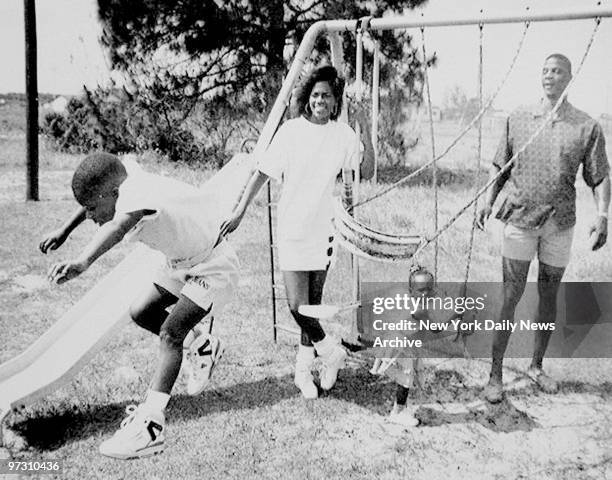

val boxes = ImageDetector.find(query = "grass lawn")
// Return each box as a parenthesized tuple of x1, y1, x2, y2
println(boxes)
(1, 128, 612, 479)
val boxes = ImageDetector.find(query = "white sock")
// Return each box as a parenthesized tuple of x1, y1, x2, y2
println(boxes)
(143, 390, 170, 414)
(182, 327, 202, 350)
(296, 345, 315, 370)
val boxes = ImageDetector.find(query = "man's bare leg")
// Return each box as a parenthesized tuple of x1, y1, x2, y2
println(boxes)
(484, 257, 530, 403)
(528, 261, 565, 393)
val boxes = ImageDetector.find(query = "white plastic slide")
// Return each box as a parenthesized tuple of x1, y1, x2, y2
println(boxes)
(0, 153, 254, 423)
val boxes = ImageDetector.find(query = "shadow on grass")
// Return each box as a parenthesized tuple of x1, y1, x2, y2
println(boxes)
(10, 370, 612, 451)
(10, 374, 297, 452)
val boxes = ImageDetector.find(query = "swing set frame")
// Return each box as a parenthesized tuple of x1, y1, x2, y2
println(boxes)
(264, 5, 612, 342)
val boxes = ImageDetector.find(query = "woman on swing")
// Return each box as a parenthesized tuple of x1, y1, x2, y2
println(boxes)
(220, 65, 374, 398)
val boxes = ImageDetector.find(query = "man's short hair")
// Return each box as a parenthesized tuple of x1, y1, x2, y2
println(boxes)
(545, 53, 572, 75)
(72, 152, 127, 204)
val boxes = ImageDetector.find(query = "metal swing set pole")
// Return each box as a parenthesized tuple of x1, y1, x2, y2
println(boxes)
(350, 18, 369, 339)
(371, 40, 380, 184)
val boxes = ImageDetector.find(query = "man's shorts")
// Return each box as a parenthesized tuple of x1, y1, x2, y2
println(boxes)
(502, 218, 574, 268)
(153, 240, 239, 314)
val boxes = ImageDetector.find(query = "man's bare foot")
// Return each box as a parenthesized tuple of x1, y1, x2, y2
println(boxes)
(483, 379, 504, 403)
(527, 367, 558, 394)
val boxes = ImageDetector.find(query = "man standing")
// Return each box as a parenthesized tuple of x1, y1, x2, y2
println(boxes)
(476, 53, 610, 403)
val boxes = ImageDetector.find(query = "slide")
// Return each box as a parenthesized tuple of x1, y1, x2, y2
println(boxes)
(0, 153, 254, 423)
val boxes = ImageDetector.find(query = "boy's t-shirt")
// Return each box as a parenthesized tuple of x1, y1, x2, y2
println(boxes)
(114, 163, 220, 266)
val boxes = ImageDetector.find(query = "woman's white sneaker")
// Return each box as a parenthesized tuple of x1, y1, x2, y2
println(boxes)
(294, 370, 319, 399)
(319, 345, 347, 390)
(295, 345, 318, 399)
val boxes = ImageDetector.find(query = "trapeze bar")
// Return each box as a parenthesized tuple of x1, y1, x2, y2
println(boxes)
(322, 5, 612, 32)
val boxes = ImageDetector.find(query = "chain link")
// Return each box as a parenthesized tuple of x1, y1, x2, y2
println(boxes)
(420, 27, 439, 279)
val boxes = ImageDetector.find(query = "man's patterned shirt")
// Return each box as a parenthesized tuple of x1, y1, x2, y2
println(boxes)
(493, 100, 609, 229)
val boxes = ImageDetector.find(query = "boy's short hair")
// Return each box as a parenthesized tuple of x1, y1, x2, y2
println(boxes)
(545, 53, 572, 75)
(409, 265, 434, 294)
(72, 152, 127, 204)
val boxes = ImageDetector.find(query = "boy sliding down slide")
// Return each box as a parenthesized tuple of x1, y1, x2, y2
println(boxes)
(40, 153, 239, 459)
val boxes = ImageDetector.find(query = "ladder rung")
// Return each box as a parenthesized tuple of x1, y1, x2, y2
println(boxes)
(272, 284, 285, 290)
(274, 296, 288, 301)
(275, 324, 300, 335)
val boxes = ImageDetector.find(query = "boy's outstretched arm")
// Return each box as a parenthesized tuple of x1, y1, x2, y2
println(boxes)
(39, 206, 87, 253)
(48, 211, 145, 284)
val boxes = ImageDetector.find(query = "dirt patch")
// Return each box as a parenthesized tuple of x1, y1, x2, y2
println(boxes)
(416, 398, 539, 432)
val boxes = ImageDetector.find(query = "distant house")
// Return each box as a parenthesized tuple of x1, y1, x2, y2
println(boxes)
(42, 96, 68, 114)
(0, 98, 6, 106)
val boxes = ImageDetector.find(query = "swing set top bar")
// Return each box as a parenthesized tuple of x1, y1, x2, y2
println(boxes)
(254, 5, 612, 160)
(325, 5, 612, 32)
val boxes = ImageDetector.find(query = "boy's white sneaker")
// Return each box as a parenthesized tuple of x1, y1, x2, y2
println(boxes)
(186, 333, 224, 395)
(318, 343, 347, 391)
(99, 405, 165, 459)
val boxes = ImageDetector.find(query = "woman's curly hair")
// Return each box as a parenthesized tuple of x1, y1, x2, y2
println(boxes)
(293, 65, 345, 121)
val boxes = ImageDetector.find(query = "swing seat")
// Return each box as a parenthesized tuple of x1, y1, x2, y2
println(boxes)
(332, 198, 424, 262)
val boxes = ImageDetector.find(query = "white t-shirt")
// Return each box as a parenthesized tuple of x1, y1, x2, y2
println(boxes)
(114, 164, 220, 265)
(258, 116, 359, 241)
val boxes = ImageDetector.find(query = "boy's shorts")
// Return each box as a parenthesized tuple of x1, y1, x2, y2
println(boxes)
(153, 240, 239, 315)
(502, 218, 574, 268)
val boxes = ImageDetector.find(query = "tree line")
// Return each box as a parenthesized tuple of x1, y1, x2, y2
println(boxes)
(42, 0, 435, 167)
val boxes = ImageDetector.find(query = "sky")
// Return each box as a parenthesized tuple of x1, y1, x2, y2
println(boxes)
(0, 0, 108, 95)
(1, 0, 612, 115)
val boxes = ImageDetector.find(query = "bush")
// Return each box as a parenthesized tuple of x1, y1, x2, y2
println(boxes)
(41, 98, 100, 153)
(40, 84, 256, 166)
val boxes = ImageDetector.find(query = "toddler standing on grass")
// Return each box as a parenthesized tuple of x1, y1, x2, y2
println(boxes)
(374, 267, 461, 428)
(40, 153, 239, 459)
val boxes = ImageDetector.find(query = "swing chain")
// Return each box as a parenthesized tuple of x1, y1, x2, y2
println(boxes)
(339, 18, 601, 266)
(419, 26, 439, 279)
(354, 20, 531, 209)
(355, 16, 374, 34)
(463, 18, 485, 287)
(411, 18, 601, 258)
